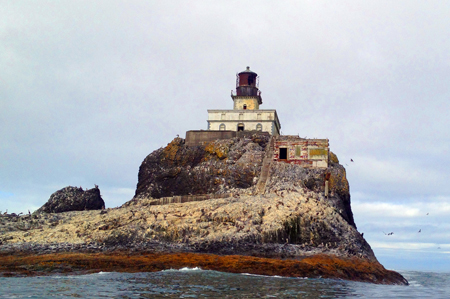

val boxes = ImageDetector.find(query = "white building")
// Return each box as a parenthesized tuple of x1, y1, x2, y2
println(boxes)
(207, 67, 281, 136)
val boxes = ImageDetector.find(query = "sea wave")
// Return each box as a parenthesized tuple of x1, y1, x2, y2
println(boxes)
(241, 272, 306, 279)
(162, 267, 203, 272)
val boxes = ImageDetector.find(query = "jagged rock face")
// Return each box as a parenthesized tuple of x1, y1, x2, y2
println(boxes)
(36, 186, 105, 213)
(134, 135, 270, 199)
(266, 157, 355, 228)
(135, 135, 355, 228)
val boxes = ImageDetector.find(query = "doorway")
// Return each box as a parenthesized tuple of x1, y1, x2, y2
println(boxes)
(279, 148, 287, 160)
(237, 124, 244, 131)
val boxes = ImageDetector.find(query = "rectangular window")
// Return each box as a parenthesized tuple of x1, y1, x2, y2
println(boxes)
(257, 113, 262, 120)
(221, 113, 225, 120)
(295, 146, 301, 157)
(239, 113, 243, 120)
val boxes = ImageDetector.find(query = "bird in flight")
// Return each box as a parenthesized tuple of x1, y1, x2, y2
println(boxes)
(351, 159, 354, 162)
(383, 231, 394, 236)
(418, 229, 421, 233)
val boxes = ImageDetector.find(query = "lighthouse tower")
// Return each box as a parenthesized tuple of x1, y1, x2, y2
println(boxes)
(232, 66, 262, 110)
(207, 67, 281, 135)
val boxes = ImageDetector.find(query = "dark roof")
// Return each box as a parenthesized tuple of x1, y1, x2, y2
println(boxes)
(239, 66, 257, 75)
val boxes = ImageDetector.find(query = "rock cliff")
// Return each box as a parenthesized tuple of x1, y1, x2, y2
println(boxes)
(134, 135, 269, 199)
(134, 135, 355, 228)
(0, 134, 407, 284)
(36, 186, 105, 214)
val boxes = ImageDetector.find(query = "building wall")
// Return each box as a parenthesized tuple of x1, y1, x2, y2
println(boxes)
(273, 136, 329, 168)
(185, 130, 236, 147)
(207, 109, 280, 135)
(208, 109, 276, 121)
(185, 130, 270, 146)
(209, 120, 275, 135)
(233, 97, 259, 110)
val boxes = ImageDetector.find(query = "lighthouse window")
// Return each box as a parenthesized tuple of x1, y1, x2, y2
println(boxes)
(248, 75, 255, 85)
(243, 104, 247, 110)
(219, 124, 226, 130)
(221, 113, 225, 120)
(256, 123, 262, 131)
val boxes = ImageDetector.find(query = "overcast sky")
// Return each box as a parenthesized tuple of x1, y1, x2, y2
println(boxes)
(2, 1, 450, 271)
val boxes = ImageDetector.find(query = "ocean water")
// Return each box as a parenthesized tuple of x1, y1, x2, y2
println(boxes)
(1, 268, 449, 298)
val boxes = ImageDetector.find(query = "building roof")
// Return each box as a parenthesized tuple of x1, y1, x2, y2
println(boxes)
(239, 66, 257, 74)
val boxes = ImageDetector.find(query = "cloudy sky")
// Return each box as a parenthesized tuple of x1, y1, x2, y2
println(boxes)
(2, 1, 450, 271)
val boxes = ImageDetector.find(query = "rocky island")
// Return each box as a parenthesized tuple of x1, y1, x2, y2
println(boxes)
(0, 135, 408, 285)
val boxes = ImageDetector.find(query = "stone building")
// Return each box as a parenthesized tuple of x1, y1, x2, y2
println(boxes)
(207, 67, 281, 136)
(273, 135, 329, 168)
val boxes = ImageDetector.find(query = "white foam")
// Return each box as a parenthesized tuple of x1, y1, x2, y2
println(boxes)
(179, 267, 203, 271)
(161, 267, 203, 272)
(241, 273, 285, 278)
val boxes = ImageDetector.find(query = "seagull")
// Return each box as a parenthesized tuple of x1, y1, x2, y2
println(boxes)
(383, 231, 394, 236)
(426, 213, 429, 215)
(351, 159, 354, 162)
(418, 229, 421, 233)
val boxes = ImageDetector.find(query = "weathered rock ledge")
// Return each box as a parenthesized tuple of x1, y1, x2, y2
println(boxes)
(0, 251, 407, 285)
(0, 190, 408, 284)
(0, 135, 408, 285)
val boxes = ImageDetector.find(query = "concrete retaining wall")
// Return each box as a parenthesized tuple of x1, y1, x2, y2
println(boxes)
(185, 130, 236, 146)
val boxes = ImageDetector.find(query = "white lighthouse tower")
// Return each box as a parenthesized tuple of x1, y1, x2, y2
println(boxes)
(207, 67, 281, 136)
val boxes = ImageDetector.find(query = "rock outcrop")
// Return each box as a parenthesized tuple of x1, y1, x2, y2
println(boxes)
(36, 186, 105, 214)
(134, 135, 269, 199)
(134, 135, 355, 227)
(0, 134, 408, 284)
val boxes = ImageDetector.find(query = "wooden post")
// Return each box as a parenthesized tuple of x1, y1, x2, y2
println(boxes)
(324, 172, 331, 197)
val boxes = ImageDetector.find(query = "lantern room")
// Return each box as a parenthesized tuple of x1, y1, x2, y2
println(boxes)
(231, 66, 263, 109)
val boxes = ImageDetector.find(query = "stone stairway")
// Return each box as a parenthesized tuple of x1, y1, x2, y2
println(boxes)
(255, 136, 274, 195)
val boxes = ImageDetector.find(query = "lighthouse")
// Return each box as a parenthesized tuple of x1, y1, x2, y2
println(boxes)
(232, 66, 262, 110)
(207, 66, 281, 135)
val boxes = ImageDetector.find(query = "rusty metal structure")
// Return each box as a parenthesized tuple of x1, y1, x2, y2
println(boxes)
(232, 66, 262, 105)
